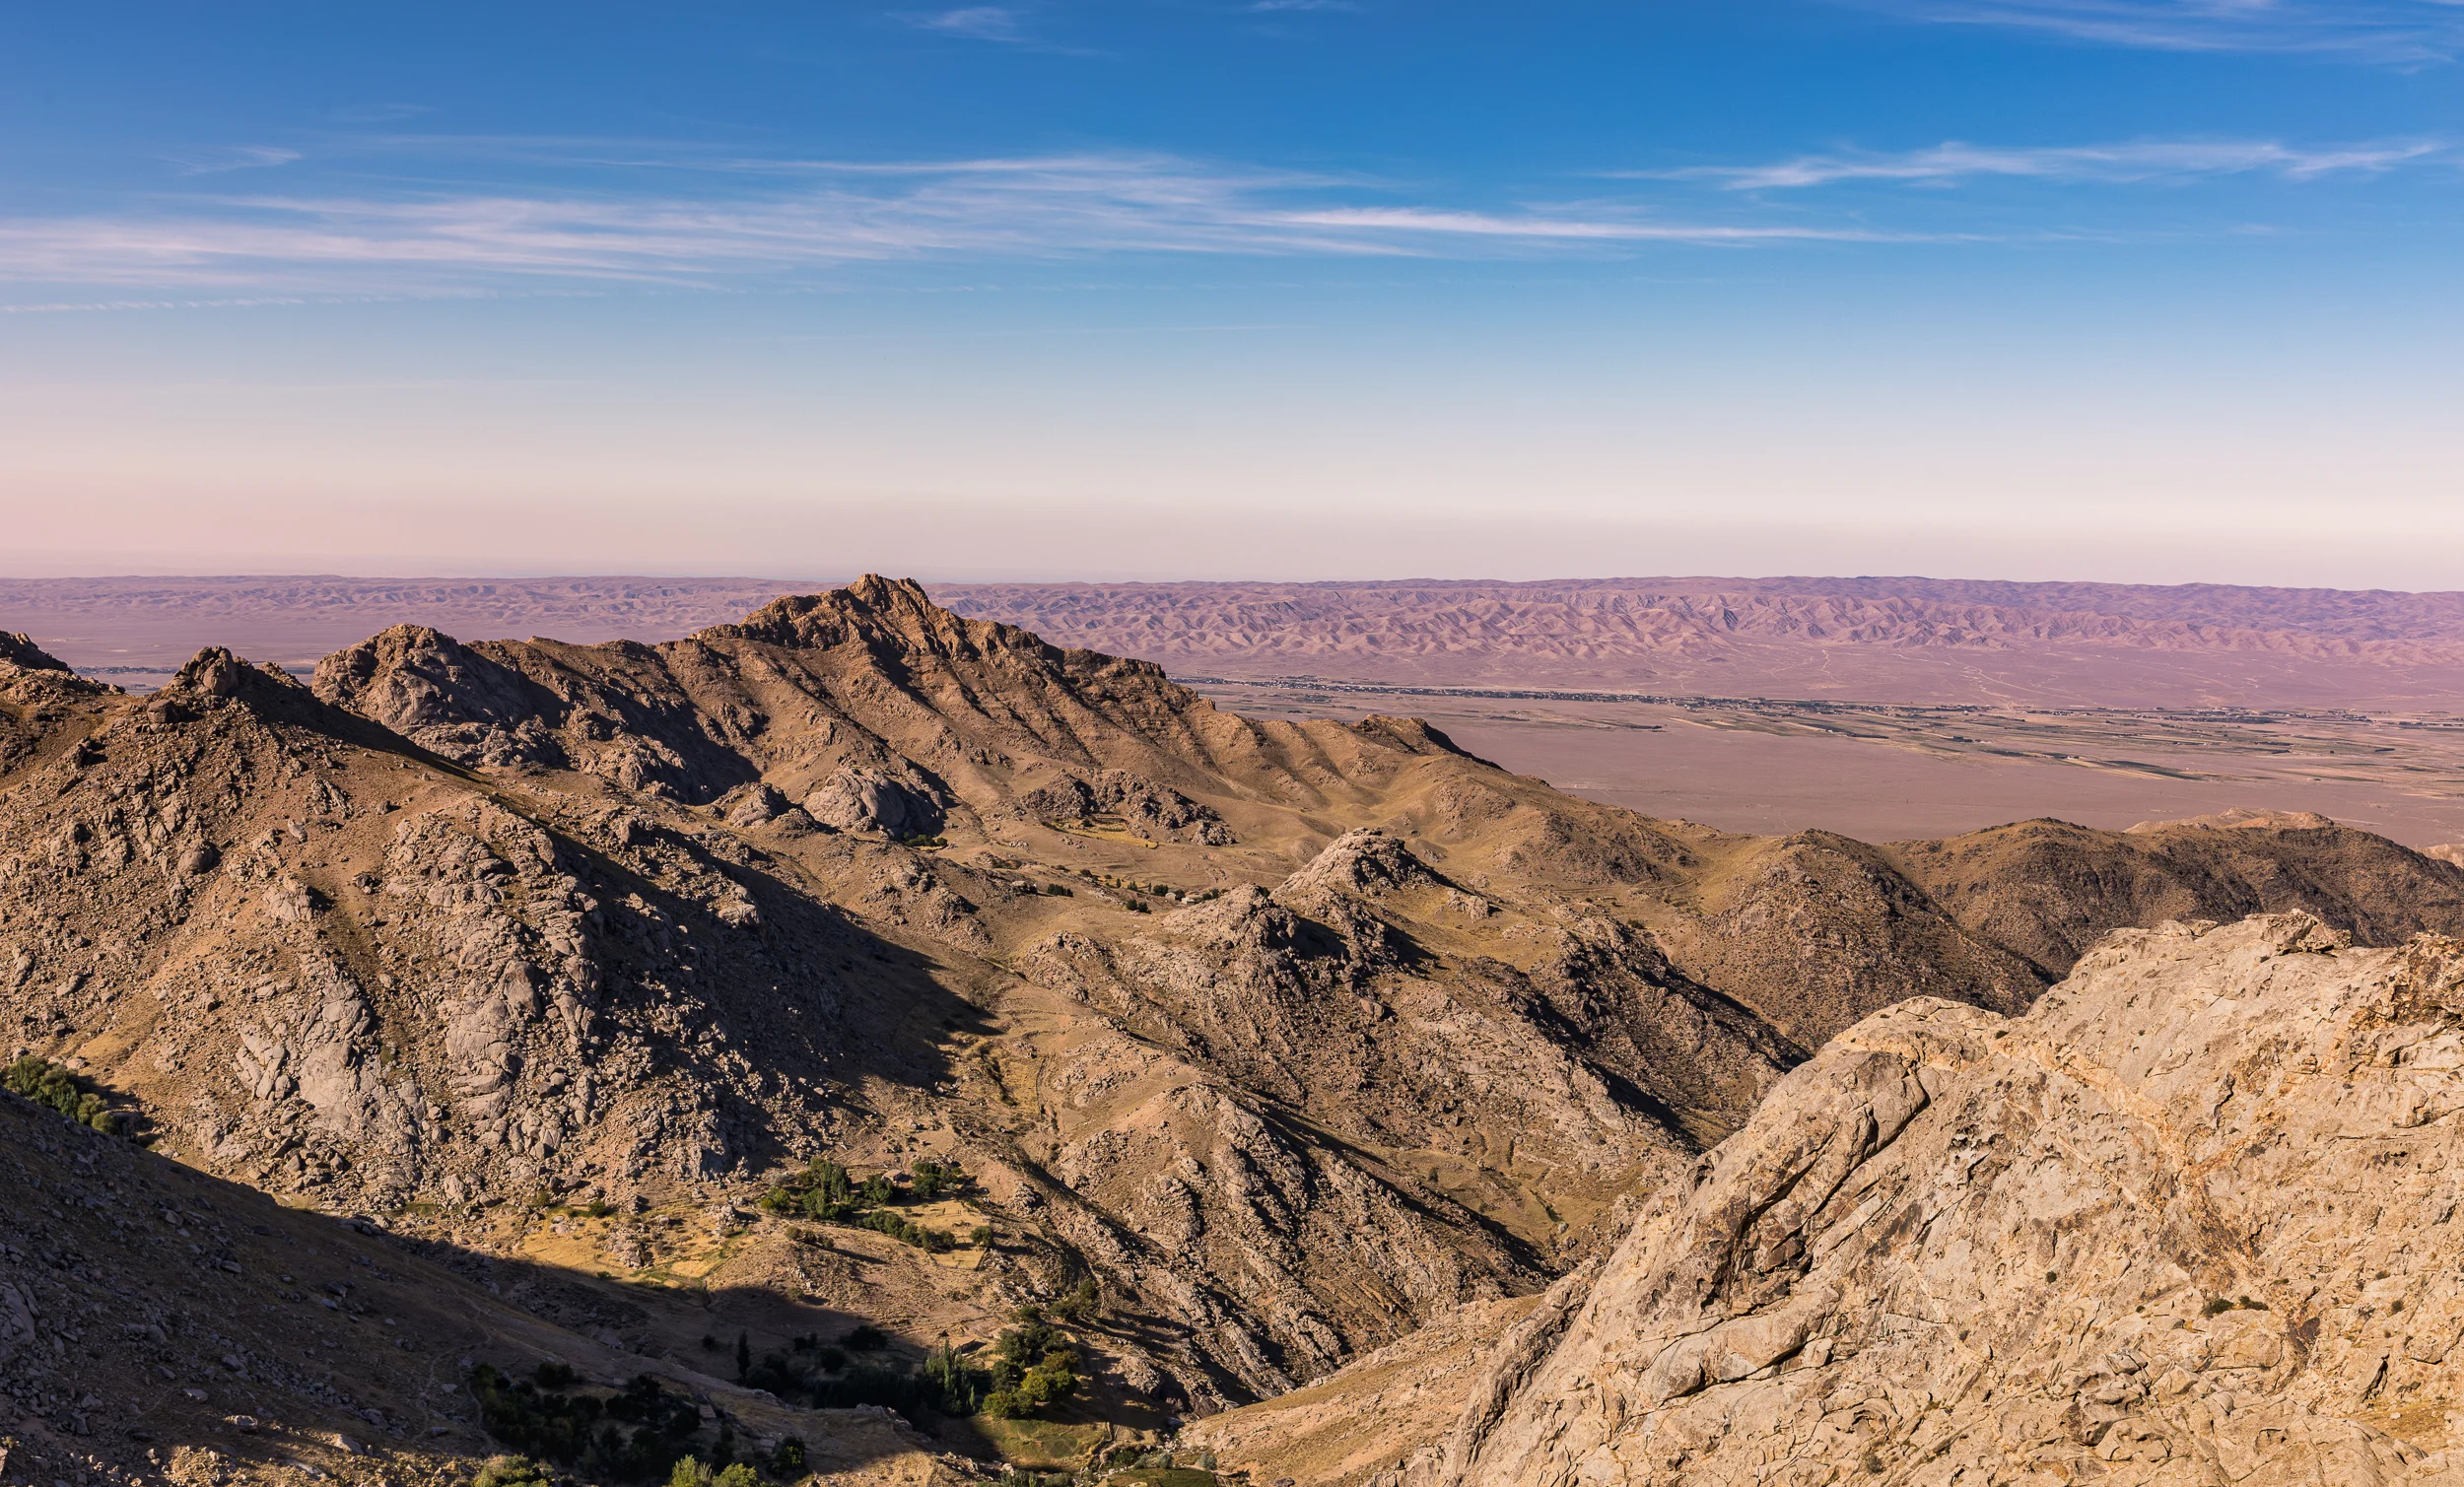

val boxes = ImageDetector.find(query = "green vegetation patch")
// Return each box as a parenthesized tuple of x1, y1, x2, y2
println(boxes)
(757, 1156, 976, 1251)
(980, 1307, 1082, 1420)
(467, 1363, 742, 1483)
(735, 1306, 1084, 1426)
(5, 1054, 126, 1134)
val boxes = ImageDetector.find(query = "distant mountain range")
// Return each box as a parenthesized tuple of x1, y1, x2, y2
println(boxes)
(10, 574, 2464, 708)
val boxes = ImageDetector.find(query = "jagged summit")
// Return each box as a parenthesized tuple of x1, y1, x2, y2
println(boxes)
(308, 574, 1237, 809)
(701, 574, 1174, 681)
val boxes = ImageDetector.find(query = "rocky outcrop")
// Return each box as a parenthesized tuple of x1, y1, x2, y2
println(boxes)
(1346, 914, 2464, 1485)
(802, 764, 949, 837)
(1019, 768, 1235, 844)
(311, 625, 560, 768)
(1275, 829, 1443, 904)
(0, 631, 71, 673)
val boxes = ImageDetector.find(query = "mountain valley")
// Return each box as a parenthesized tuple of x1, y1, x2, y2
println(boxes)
(7, 578, 2464, 1485)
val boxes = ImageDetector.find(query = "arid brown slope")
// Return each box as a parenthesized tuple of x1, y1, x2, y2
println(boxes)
(0, 1089, 952, 1487)
(0, 590, 1797, 1421)
(10, 580, 2464, 1475)
(1192, 914, 2464, 1486)
(1889, 812, 2464, 981)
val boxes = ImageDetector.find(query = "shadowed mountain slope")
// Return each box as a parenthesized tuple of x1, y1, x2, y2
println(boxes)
(0, 1088, 951, 1487)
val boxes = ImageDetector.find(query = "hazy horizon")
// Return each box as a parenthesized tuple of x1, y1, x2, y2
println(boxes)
(8, 567, 2464, 598)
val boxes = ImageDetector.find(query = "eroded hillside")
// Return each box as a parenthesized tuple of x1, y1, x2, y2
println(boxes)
(7, 584, 2464, 1479)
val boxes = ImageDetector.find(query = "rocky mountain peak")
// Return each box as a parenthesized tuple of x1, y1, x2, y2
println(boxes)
(170, 644, 314, 705)
(701, 574, 1137, 674)
(1277, 829, 1445, 902)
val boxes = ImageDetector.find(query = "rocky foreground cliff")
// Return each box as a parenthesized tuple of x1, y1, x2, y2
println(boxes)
(6, 582, 2464, 1482)
(1193, 912, 2464, 1486)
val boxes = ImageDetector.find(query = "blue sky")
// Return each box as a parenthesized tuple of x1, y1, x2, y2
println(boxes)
(4, 2, 2462, 583)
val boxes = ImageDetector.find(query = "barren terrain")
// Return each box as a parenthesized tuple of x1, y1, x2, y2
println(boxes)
(1194, 913, 2464, 1486)
(11, 578, 2464, 1483)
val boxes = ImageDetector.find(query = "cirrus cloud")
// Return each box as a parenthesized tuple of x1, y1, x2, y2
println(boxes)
(1838, 0, 2464, 64)
(1644, 137, 2453, 190)
(0, 151, 1942, 296)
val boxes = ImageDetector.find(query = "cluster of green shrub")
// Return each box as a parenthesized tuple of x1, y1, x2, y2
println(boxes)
(472, 1455, 559, 1487)
(737, 1334, 989, 1418)
(910, 1158, 964, 1199)
(979, 1306, 1082, 1420)
(468, 1364, 722, 1483)
(471, 1362, 820, 1486)
(856, 1208, 953, 1251)
(731, 1307, 1083, 1425)
(4, 1054, 122, 1134)
(667, 1452, 799, 1487)
(756, 1157, 976, 1251)
(1048, 1277, 1101, 1322)
(894, 833, 947, 848)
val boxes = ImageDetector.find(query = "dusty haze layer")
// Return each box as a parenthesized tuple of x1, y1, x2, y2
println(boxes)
(7, 573, 2464, 845)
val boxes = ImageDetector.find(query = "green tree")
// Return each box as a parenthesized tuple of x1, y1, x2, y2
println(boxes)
(472, 1456, 554, 1487)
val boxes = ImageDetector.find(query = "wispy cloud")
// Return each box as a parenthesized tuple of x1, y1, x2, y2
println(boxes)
(1651, 137, 2452, 190)
(896, 4, 1104, 52)
(0, 152, 1927, 296)
(1281, 207, 1940, 242)
(908, 6, 1029, 42)
(1840, 1, 2464, 64)
(166, 145, 303, 175)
